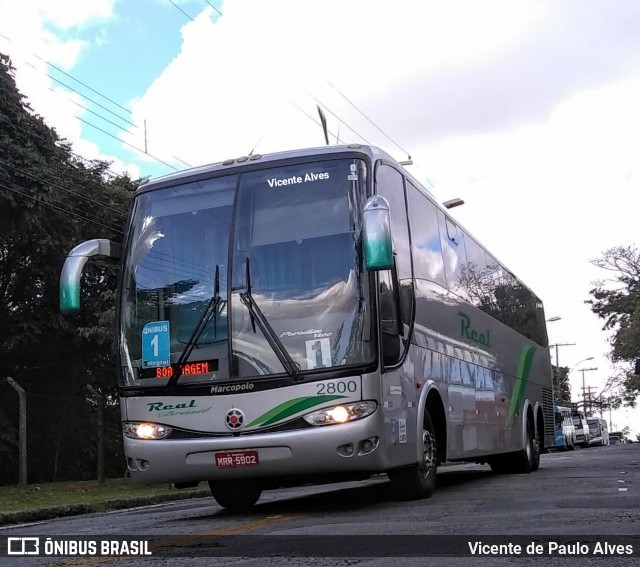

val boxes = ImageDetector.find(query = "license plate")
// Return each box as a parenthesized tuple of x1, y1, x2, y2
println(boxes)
(215, 450, 259, 468)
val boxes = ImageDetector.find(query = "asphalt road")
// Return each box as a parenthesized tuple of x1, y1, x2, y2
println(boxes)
(1, 443, 638, 566)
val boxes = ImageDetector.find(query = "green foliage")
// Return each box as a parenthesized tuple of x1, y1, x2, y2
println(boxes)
(587, 245, 640, 404)
(0, 54, 136, 485)
(552, 365, 571, 404)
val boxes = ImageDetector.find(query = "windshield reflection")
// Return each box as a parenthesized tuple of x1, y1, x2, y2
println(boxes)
(119, 158, 373, 386)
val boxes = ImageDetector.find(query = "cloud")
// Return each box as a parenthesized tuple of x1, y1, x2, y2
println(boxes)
(3, 0, 639, 431)
(0, 0, 139, 176)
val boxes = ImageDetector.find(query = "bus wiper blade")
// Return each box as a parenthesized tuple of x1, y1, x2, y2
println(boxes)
(167, 264, 221, 389)
(239, 258, 302, 381)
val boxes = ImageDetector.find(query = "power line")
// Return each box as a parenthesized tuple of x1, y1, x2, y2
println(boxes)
(289, 100, 340, 143)
(42, 70, 137, 128)
(0, 115, 124, 181)
(35, 53, 134, 119)
(202, 0, 224, 17)
(309, 93, 371, 145)
(326, 79, 411, 159)
(0, 181, 125, 237)
(0, 32, 134, 118)
(0, 158, 127, 220)
(168, 0, 195, 21)
(1, 178, 124, 235)
(75, 115, 180, 172)
(1, 32, 193, 171)
(50, 85, 136, 136)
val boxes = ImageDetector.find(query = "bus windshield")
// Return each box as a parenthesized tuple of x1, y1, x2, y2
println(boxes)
(119, 158, 373, 386)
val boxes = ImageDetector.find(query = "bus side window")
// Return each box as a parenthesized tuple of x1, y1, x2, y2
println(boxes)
(375, 164, 414, 367)
(437, 210, 469, 301)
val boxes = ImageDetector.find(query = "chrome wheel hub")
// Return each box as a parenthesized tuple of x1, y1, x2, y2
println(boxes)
(420, 430, 436, 480)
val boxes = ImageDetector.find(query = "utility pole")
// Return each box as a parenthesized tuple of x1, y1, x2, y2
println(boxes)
(579, 367, 598, 413)
(581, 385, 597, 414)
(549, 342, 575, 371)
(7, 377, 27, 488)
(549, 342, 575, 400)
(86, 385, 105, 483)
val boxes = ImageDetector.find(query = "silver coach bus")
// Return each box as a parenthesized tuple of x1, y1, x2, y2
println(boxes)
(60, 145, 554, 510)
(587, 416, 609, 446)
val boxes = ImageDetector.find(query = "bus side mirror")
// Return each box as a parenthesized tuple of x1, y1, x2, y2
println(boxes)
(60, 239, 121, 313)
(362, 195, 393, 271)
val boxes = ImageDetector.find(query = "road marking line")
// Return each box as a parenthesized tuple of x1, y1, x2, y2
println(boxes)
(618, 488, 629, 492)
(44, 514, 296, 566)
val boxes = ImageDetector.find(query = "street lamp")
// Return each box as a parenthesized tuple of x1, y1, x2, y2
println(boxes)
(569, 357, 594, 373)
(546, 316, 561, 323)
(443, 198, 464, 209)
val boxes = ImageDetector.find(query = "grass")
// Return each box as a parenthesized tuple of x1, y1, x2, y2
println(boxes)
(0, 478, 207, 515)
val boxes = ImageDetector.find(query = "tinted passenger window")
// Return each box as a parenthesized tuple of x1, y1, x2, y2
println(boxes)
(437, 210, 468, 300)
(376, 165, 412, 280)
(407, 182, 446, 287)
(459, 235, 488, 308)
(478, 254, 548, 347)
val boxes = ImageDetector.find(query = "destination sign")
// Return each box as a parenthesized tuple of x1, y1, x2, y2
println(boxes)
(138, 359, 218, 379)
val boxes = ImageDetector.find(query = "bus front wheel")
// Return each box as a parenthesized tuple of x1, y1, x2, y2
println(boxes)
(388, 411, 438, 500)
(209, 479, 262, 511)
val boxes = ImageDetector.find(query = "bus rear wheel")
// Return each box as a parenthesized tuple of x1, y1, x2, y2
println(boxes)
(512, 423, 539, 474)
(489, 424, 539, 474)
(209, 479, 262, 511)
(388, 411, 437, 500)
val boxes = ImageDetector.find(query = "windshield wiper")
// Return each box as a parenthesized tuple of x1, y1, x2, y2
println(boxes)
(167, 264, 221, 389)
(239, 258, 302, 381)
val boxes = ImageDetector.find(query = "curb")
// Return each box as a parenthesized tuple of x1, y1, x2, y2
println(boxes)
(0, 489, 211, 527)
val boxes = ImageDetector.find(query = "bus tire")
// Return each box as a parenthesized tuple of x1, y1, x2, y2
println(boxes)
(209, 479, 262, 511)
(388, 410, 437, 500)
(531, 436, 541, 472)
(513, 422, 538, 474)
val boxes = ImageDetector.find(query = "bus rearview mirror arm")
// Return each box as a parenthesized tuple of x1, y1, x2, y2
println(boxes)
(60, 239, 121, 313)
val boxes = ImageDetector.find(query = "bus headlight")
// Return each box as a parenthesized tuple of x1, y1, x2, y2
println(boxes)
(123, 422, 172, 440)
(303, 401, 377, 426)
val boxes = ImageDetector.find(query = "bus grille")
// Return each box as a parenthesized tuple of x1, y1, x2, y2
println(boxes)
(542, 387, 554, 438)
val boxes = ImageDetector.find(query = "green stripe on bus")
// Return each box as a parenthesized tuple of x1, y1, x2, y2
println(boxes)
(508, 345, 536, 426)
(247, 395, 345, 427)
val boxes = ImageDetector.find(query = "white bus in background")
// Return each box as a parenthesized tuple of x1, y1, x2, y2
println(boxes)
(60, 144, 555, 511)
(587, 417, 609, 446)
(571, 409, 590, 448)
(552, 405, 575, 450)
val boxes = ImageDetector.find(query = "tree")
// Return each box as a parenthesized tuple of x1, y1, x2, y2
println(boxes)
(0, 53, 135, 484)
(552, 365, 571, 404)
(587, 246, 640, 405)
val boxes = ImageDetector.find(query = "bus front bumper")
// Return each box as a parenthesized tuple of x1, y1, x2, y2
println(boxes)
(124, 416, 388, 484)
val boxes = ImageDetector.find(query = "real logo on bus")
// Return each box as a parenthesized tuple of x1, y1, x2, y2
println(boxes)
(145, 400, 212, 416)
(459, 311, 491, 347)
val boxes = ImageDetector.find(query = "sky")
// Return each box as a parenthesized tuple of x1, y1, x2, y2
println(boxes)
(0, 0, 639, 436)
